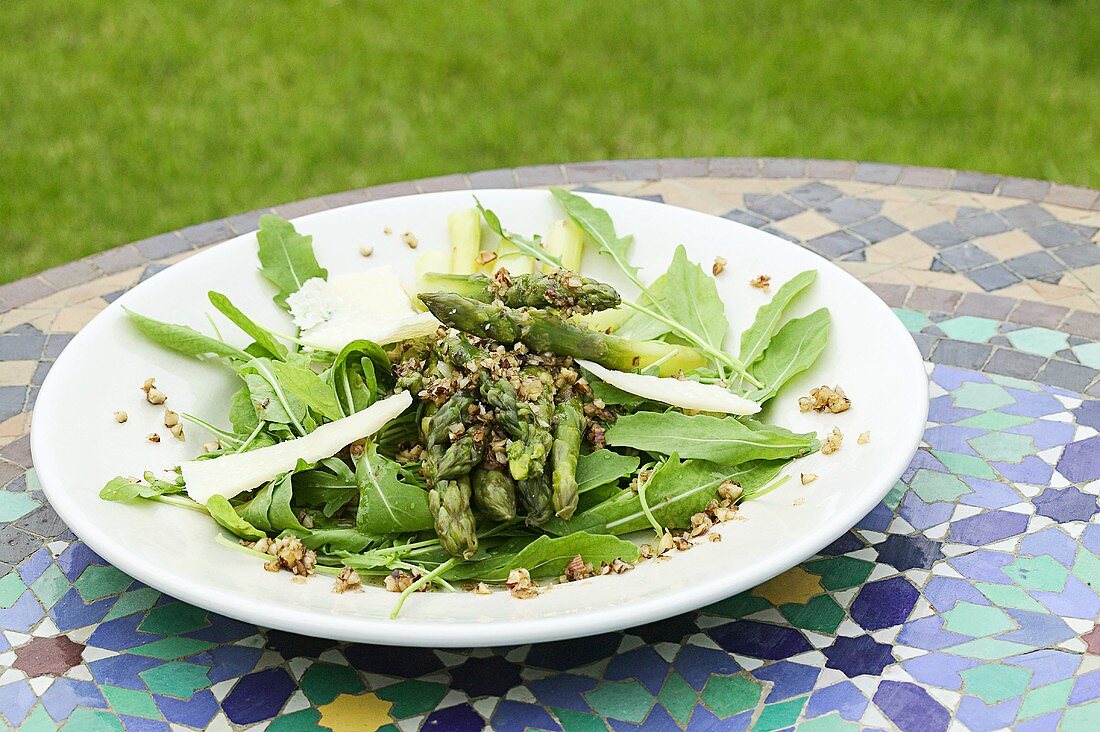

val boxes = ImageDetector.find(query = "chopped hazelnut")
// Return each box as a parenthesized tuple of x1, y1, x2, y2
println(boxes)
(712, 256, 727, 276)
(163, 410, 179, 428)
(146, 433, 161, 443)
(402, 231, 419, 249)
(505, 568, 543, 599)
(821, 427, 844, 455)
(858, 431, 871, 445)
(358, 244, 374, 257)
(113, 411, 128, 423)
(749, 274, 771, 291)
(800, 385, 851, 414)
(474, 582, 492, 595)
(801, 473, 819, 485)
(476, 251, 498, 265)
(332, 567, 362, 593)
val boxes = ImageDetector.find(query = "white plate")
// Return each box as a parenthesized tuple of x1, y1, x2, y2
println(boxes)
(32, 190, 928, 647)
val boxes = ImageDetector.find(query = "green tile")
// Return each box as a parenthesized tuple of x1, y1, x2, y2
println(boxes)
(1006, 327, 1069, 357)
(586, 681, 655, 724)
(0, 571, 25, 608)
(268, 709, 325, 731)
(702, 591, 770, 618)
(25, 468, 42, 492)
(909, 469, 970, 503)
(553, 708, 611, 732)
(0, 491, 39, 521)
(1072, 549, 1100, 589)
(805, 556, 874, 591)
(1004, 555, 1069, 592)
(780, 595, 845, 634)
(892, 308, 932, 333)
(939, 316, 998, 344)
(1073, 343, 1100, 369)
(945, 638, 1033, 660)
(752, 696, 806, 731)
(953, 382, 1014, 410)
(1018, 679, 1072, 720)
(375, 679, 447, 718)
(931, 450, 997, 479)
(942, 602, 1015, 637)
(959, 664, 1031, 704)
(131, 637, 215, 661)
(883, 480, 906, 510)
(61, 708, 124, 732)
(30, 564, 68, 610)
(102, 685, 163, 719)
(956, 412, 1033, 430)
(988, 373, 1041, 392)
(657, 672, 696, 726)
(974, 582, 1046, 612)
(702, 676, 762, 718)
(21, 707, 56, 732)
(300, 661, 365, 706)
(104, 587, 162, 621)
(139, 661, 211, 698)
(75, 565, 132, 602)
(138, 602, 208, 635)
(1063, 700, 1100, 732)
(969, 432, 1034, 463)
(798, 713, 859, 732)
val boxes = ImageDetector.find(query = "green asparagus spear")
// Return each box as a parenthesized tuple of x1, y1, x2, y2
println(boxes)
(448, 209, 481, 275)
(480, 370, 554, 480)
(471, 468, 517, 522)
(419, 292, 708, 376)
(417, 271, 620, 315)
(517, 471, 553, 526)
(550, 397, 584, 520)
(429, 477, 478, 558)
(426, 393, 484, 480)
(434, 434, 485, 480)
(439, 331, 490, 371)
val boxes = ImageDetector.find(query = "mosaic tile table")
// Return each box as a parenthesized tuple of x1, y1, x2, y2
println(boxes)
(2, 158, 1100, 732)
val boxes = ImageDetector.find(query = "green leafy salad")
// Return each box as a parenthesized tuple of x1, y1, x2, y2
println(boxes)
(101, 188, 830, 617)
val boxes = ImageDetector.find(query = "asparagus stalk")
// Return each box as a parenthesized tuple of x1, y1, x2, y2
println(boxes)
(426, 394, 483, 480)
(544, 219, 584, 272)
(448, 209, 482, 275)
(479, 373, 553, 480)
(550, 398, 584, 519)
(517, 471, 553, 526)
(471, 468, 517, 522)
(429, 477, 478, 558)
(419, 291, 708, 376)
(416, 271, 620, 314)
(494, 237, 536, 275)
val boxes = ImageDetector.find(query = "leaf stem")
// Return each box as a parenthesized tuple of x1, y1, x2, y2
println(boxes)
(235, 421, 266, 453)
(181, 414, 244, 447)
(635, 468, 663, 535)
(390, 557, 459, 619)
(149, 494, 207, 513)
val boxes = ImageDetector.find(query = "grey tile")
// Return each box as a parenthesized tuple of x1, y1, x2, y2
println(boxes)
(413, 174, 469, 193)
(1009, 301, 1068, 329)
(31, 361, 51, 387)
(12, 504, 69, 539)
(39, 261, 98, 289)
(911, 332, 937, 359)
(1005, 251, 1064, 279)
(101, 289, 125, 304)
(984, 349, 1044, 380)
(139, 263, 171, 283)
(805, 159, 856, 179)
(87, 245, 144, 275)
(899, 167, 954, 188)
(366, 181, 420, 199)
(133, 232, 190, 260)
(930, 257, 953, 273)
(762, 226, 798, 244)
(848, 216, 905, 244)
(1036, 360, 1098, 392)
(1035, 272, 1063, 285)
(854, 162, 903, 184)
(805, 231, 865, 259)
(842, 250, 866, 262)
(1028, 222, 1089, 249)
(1063, 311, 1100, 340)
(1088, 382, 1100, 399)
(786, 182, 842, 207)
(913, 222, 970, 249)
(907, 286, 962, 313)
(867, 282, 910, 307)
(956, 212, 1010, 238)
(178, 219, 234, 247)
(817, 197, 882, 226)
(468, 168, 518, 188)
(708, 158, 758, 177)
(952, 172, 1001, 194)
(0, 526, 39, 564)
(967, 264, 1022, 291)
(935, 244, 996, 272)
(609, 159, 660, 180)
(1045, 184, 1100, 209)
(1, 435, 31, 467)
(744, 194, 805, 221)
(272, 197, 330, 218)
(1053, 244, 1100, 269)
(0, 461, 24, 488)
(659, 158, 710, 177)
(24, 386, 38, 411)
(632, 194, 665, 204)
(0, 277, 54, 309)
(999, 203, 1056, 229)
(224, 208, 269, 235)
(999, 177, 1050, 201)
(930, 339, 991, 369)
(0, 332, 45, 361)
(515, 165, 567, 187)
(759, 158, 805, 178)
(0, 386, 26, 421)
(42, 333, 74, 359)
(955, 293, 1015, 320)
(722, 209, 769, 228)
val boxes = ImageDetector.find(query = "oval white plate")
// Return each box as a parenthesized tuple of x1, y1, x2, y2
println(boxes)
(32, 190, 927, 647)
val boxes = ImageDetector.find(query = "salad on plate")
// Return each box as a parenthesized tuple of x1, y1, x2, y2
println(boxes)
(100, 188, 844, 617)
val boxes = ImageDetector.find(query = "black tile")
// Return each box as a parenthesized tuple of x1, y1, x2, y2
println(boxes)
(817, 197, 881, 226)
(914, 222, 970, 249)
(968, 264, 1022, 291)
(1005, 251, 1064, 279)
(984, 349, 1044, 380)
(1036, 361, 1098, 392)
(935, 244, 996, 272)
(805, 231, 865, 258)
(849, 216, 905, 244)
(744, 194, 805, 221)
(930, 339, 991, 369)
(956, 212, 1010, 238)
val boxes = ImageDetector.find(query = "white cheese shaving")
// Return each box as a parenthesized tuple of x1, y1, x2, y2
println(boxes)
(577, 359, 760, 416)
(181, 391, 412, 504)
(286, 267, 440, 351)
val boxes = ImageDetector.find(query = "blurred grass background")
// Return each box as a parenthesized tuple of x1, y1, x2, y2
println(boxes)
(1, 0, 1097, 282)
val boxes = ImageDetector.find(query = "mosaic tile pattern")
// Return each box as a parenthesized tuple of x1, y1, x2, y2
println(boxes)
(2, 160, 1100, 730)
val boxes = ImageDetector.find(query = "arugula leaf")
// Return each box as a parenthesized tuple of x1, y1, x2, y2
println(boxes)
(576, 450, 640, 493)
(270, 360, 344, 422)
(229, 385, 260, 434)
(663, 245, 728, 350)
(328, 340, 392, 416)
(355, 443, 434, 534)
(100, 476, 174, 503)
(447, 533, 639, 581)
(738, 270, 817, 368)
(239, 358, 308, 433)
(614, 275, 671, 340)
(474, 198, 561, 269)
(605, 411, 818, 466)
(208, 291, 287, 359)
(293, 459, 358, 517)
(256, 214, 328, 309)
(124, 308, 249, 361)
(749, 308, 831, 403)
(237, 473, 307, 534)
(550, 187, 638, 278)
(207, 495, 265, 540)
(586, 376, 650, 409)
(300, 528, 382, 554)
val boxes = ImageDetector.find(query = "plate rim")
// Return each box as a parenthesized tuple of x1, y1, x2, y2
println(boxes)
(31, 189, 929, 646)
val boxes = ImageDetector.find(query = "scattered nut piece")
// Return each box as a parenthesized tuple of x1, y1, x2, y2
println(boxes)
(169, 423, 185, 441)
(476, 250, 498, 265)
(749, 274, 771, 291)
(259, 536, 317, 576)
(358, 244, 374, 257)
(163, 409, 179, 428)
(506, 568, 543, 599)
(202, 441, 221, 453)
(793, 497, 806, 506)
(402, 231, 419, 249)
(384, 569, 425, 593)
(799, 385, 851, 414)
(113, 411, 128, 423)
(858, 431, 871, 445)
(708, 533, 722, 543)
(673, 535, 692, 551)
(564, 554, 593, 582)
(718, 480, 743, 503)
(712, 256, 727, 276)
(333, 567, 363, 594)
(474, 582, 492, 595)
(145, 433, 161, 443)
(801, 473, 819, 485)
(821, 427, 844, 455)
(657, 531, 676, 555)
(383, 226, 392, 235)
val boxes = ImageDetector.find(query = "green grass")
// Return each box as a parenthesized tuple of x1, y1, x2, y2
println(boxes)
(1, 1, 1097, 283)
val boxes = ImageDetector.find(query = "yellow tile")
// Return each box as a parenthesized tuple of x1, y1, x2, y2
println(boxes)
(771, 210, 839, 241)
(833, 181, 884, 197)
(995, 283, 1046, 302)
(870, 234, 937, 265)
(0, 361, 37, 386)
(902, 270, 980, 291)
(592, 180, 652, 196)
(1026, 279, 1087, 303)
(881, 202, 953, 230)
(649, 180, 743, 216)
(752, 566, 823, 606)
(1074, 264, 1100, 291)
(0, 412, 31, 441)
(838, 261, 895, 280)
(863, 186, 925, 203)
(317, 692, 394, 732)
(694, 178, 792, 197)
(928, 190, 985, 208)
(1042, 203, 1093, 222)
(976, 231, 1042, 261)
(51, 304, 107, 333)
(1057, 294, 1100, 312)
(863, 268, 913, 286)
